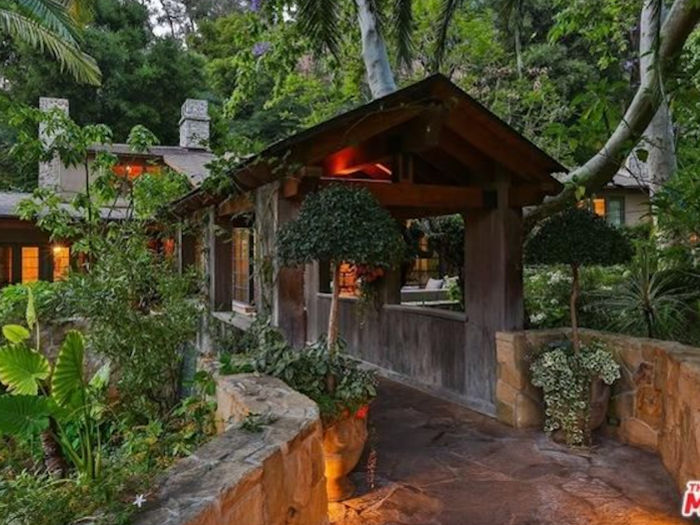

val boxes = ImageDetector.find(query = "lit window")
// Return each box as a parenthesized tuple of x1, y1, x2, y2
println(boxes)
(52, 246, 70, 281)
(21, 247, 39, 283)
(0, 247, 12, 286)
(232, 228, 254, 304)
(592, 198, 606, 217)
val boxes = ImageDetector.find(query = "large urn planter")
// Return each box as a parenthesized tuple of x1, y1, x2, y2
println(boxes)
(552, 378, 613, 445)
(322, 407, 369, 502)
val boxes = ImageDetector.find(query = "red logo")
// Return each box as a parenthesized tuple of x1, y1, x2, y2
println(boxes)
(683, 482, 700, 518)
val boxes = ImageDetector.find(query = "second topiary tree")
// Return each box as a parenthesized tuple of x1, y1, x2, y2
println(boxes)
(277, 184, 405, 355)
(525, 206, 633, 352)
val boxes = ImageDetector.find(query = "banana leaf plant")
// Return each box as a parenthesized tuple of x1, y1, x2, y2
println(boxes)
(0, 290, 109, 480)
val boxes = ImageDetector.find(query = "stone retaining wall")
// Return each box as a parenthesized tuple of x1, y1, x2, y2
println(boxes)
(495, 328, 700, 492)
(134, 374, 329, 525)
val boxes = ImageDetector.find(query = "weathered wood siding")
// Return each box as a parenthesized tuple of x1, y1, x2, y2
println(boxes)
(314, 296, 468, 400)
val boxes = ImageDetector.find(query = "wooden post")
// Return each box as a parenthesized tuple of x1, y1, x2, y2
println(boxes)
(213, 216, 233, 311)
(464, 172, 524, 415)
(276, 190, 307, 348)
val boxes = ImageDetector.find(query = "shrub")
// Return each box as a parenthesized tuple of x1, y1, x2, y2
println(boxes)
(220, 318, 377, 423)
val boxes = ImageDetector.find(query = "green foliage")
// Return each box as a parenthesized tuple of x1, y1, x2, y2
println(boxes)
(592, 243, 700, 342)
(0, 395, 52, 435)
(0, 0, 205, 145)
(0, 346, 50, 396)
(0, 0, 101, 85)
(524, 265, 625, 330)
(526, 207, 633, 267)
(14, 113, 199, 417)
(277, 185, 405, 269)
(0, 282, 65, 328)
(0, 324, 108, 479)
(530, 340, 620, 447)
(0, 394, 216, 525)
(220, 318, 378, 423)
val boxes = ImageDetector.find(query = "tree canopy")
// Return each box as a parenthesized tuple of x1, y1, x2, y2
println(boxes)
(525, 207, 633, 268)
(277, 184, 405, 269)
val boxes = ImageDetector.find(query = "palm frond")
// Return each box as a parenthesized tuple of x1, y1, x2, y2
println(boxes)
(295, 0, 341, 58)
(433, 0, 464, 72)
(392, 0, 414, 70)
(0, 8, 101, 85)
(14, 0, 81, 42)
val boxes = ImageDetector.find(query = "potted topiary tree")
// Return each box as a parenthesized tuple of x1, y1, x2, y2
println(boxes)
(277, 184, 404, 500)
(525, 206, 633, 446)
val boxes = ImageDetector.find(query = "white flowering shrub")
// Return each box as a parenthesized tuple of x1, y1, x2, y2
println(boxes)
(524, 265, 627, 330)
(530, 340, 620, 447)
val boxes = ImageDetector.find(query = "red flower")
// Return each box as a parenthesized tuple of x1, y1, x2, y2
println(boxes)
(355, 405, 370, 419)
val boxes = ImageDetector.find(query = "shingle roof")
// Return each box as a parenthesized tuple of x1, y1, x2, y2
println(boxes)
(0, 191, 128, 220)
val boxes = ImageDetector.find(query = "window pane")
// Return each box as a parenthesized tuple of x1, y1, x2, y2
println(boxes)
(52, 246, 70, 281)
(0, 247, 12, 286)
(21, 247, 39, 283)
(232, 228, 253, 304)
(607, 198, 625, 227)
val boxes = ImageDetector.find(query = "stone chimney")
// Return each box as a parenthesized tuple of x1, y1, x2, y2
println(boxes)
(38, 97, 69, 189)
(179, 99, 210, 150)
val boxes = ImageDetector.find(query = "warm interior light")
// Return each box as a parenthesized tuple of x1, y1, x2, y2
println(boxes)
(592, 198, 606, 217)
(21, 247, 39, 283)
(52, 245, 70, 281)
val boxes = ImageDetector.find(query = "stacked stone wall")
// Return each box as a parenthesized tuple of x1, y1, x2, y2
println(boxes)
(496, 328, 700, 493)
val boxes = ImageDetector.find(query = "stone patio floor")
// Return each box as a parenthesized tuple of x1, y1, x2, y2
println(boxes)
(330, 379, 692, 525)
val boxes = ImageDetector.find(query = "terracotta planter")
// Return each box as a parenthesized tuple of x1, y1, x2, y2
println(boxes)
(323, 409, 368, 502)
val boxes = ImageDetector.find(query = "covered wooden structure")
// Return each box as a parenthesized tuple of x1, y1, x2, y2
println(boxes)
(175, 74, 565, 414)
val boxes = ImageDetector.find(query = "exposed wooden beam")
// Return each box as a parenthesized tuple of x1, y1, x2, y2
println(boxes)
(317, 180, 488, 210)
(217, 193, 254, 217)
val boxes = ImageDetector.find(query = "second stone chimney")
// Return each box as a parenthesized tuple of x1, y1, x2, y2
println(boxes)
(39, 97, 69, 189)
(179, 99, 210, 150)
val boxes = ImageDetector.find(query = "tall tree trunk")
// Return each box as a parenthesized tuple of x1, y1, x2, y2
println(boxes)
(570, 263, 580, 354)
(526, 0, 700, 229)
(328, 262, 341, 355)
(639, 0, 677, 197)
(356, 0, 397, 99)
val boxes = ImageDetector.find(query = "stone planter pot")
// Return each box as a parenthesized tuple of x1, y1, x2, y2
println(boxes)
(323, 408, 369, 502)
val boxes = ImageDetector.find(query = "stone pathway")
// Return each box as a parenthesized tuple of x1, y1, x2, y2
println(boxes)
(330, 380, 692, 525)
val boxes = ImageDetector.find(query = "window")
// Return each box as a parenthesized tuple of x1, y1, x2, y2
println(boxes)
(590, 196, 625, 227)
(52, 245, 70, 281)
(232, 228, 254, 304)
(0, 247, 12, 286)
(21, 247, 39, 283)
(607, 197, 625, 227)
(592, 198, 606, 217)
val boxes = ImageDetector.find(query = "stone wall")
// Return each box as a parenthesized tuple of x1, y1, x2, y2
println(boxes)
(134, 374, 329, 525)
(495, 328, 700, 493)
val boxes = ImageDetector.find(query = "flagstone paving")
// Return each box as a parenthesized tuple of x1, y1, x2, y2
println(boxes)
(330, 379, 692, 525)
